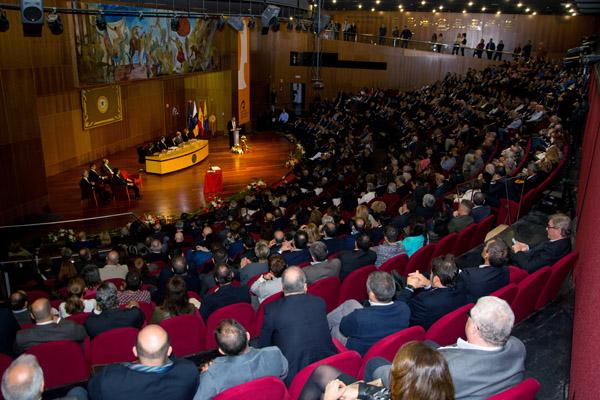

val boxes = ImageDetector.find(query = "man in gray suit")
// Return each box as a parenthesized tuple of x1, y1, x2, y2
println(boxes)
(303, 241, 341, 284)
(367, 296, 525, 400)
(193, 319, 288, 399)
(14, 298, 87, 354)
(240, 240, 270, 286)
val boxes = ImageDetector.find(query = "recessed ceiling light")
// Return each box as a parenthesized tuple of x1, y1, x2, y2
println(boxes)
(439, 5, 444, 10)
(525, 7, 530, 12)
(532, 11, 537, 15)
(481, 6, 486, 11)
(358, 3, 362, 8)
(517, 2, 523, 7)
(496, 10, 501, 15)
(371, 7, 375, 12)
(421, 0, 426, 5)
(462, 9, 467, 13)
(468, 1, 474, 6)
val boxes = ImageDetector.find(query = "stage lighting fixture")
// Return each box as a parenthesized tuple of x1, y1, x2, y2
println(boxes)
(227, 16, 244, 31)
(216, 15, 226, 31)
(170, 15, 179, 31)
(95, 12, 107, 31)
(0, 9, 9, 32)
(261, 5, 280, 28)
(247, 17, 255, 29)
(47, 10, 63, 35)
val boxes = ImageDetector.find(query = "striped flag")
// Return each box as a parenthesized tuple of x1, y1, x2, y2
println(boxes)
(192, 101, 199, 137)
(198, 99, 205, 136)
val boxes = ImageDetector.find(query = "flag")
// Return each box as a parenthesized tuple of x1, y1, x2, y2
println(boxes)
(197, 99, 205, 137)
(191, 101, 199, 137)
(203, 100, 209, 133)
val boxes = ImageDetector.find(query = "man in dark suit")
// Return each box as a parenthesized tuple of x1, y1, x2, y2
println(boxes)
(9, 291, 31, 327)
(511, 213, 572, 273)
(100, 158, 115, 177)
(112, 168, 141, 200)
(80, 170, 95, 199)
(156, 256, 201, 301)
(257, 267, 337, 384)
(338, 234, 377, 280)
(85, 282, 145, 338)
(303, 242, 342, 284)
(520, 162, 548, 194)
(0, 307, 20, 356)
(470, 192, 491, 223)
(227, 116, 239, 149)
(320, 223, 345, 255)
(397, 255, 467, 329)
(200, 264, 251, 320)
(327, 271, 410, 356)
(279, 231, 311, 266)
(486, 174, 520, 208)
(457, 239, 510, 303)
(15, 298, 87, 353)
(447, 200, 475, 233)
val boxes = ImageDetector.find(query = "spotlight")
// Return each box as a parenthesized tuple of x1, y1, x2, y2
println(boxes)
(47, 10, 63, 35)
(170, 15, 179, 31)
(248, 17, 255, 29)
(95, 12, 107, 31)
(0, 9, 8, 32)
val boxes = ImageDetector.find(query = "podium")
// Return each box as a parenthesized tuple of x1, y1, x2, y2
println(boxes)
(232, 128, 241, 146)
(204, 167, 223, 197)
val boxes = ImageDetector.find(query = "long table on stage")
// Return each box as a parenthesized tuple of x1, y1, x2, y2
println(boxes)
(145, 140, 209, 174)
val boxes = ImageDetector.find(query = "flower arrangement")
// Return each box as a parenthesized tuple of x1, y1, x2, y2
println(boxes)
(240, 135, 251, 153)
(231, 145, 244, 154)
(208, 196, 225, 211)
(46, 229, 76, 244)
(247, 179, 267, 193)
(285, 143, 305, 168)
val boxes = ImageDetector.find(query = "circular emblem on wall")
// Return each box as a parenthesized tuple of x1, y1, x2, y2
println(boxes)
(192, 154, 197, 163)
(97, 96, 109, 114)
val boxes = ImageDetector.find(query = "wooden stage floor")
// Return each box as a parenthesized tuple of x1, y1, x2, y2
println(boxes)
(45, 131, 293, 221)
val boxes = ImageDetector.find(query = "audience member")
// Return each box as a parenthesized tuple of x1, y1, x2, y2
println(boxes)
(200, 264, 251, 320)
(59, 277, 97, 318)
(338, 234, 377, 280)
(99, 251, 128, 281)
(151, 277, 197, 324)
(239, 240, 270, 285)
(9, 292, 30, 327)
(85, 282, 144, 338)
(448, 200, 475, 233)
(250, 254, 287, 308)
(118, 270, 151, 305)
(372, 226, 406, 267)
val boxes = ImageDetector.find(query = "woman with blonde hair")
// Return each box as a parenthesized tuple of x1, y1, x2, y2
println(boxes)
(59, 277, 97, 318)
(355, 204, 379, 229)
(304, 223, 321, 244)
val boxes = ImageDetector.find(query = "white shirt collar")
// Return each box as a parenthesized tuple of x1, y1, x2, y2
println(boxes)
(369, 300, 394, 306)
(454, 337, 502, 351)
(36, 319, 59, 326)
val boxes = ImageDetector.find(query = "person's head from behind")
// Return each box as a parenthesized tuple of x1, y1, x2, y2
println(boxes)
(215, 319, 249, 356)
(472, 192, 486, 207)
(547, 213, 571, 241)
(171, 256, 188, 275)
(134, 325, 172, 367)
(431, 255, 458, 287)
(293, 230, 309, 250)
(254, 240, 270, 261)
(30, 299, 52, 324)
(96, 282, 119, 311)
(9, 291, 27, 312)
(422, 194, 435, 208)
(81, 265, 101, 288)
(214, 264, 233, 286)
(65, 277, 86, 315)
(163, 276, 189, 314)
(467, 296, 515, 347)
(1, 354, 45, 400)
(282, 266, 307, 296)
(106, 250, 119, 265)
(482, 239, 508, 268)
(309, 241, 328, 263)
(390, 341, 454, 400)
(125, 270, 142, 291)
(366, 271, 395, 303)
(356, 234, 371, 252)
(458, 200, 473, 216)
(268, 254, 287, 278)
(384, 225, 399, 244)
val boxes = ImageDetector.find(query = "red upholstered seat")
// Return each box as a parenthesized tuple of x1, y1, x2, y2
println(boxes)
(160, 314, 206, 357)
(452, 224, 478, 256)
(487, 378, 541, 400)
(213, 376, 292, 400)
(535, 252, 579, 310)
(357, 326, 426, 379)
(137, 301, 156, 324)
(425, 303, 474, 347)
(26, 340, 89, 390)
(307, 277, 341, 312)
(496, 199, 520, 226)
(205, 303, 255, 349)
(469, 214, 497, 250)
(66, 312, 90, 325)
(25, 290, 49, 303)
(252, 292, 283, 337)
(288, 351, 362, 400)
(511, 266, 552, 323)
(332, 337, 348, 353)
(431, 233, 458, 259)
(188, 291, 202, 302)
(490, 283, 519, 305)
(379, 253, 409, 276)
(405, 244, 436, 276)
(508, 266, 529, 284)
(104, 278, 125, 289)
(89, 327, 138, 366)
(338, 265, 377, 304)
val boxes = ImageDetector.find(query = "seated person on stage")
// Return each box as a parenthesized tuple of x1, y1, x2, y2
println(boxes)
(366, 297, 525, 400)
(80, 169, 110, 203)
(326, 271, 410, 356)
(112, 168, 141, 200)
(397, 255, 467, 330)
(511, 213, 572, 273)
(88, 325, 199, 399)
(173, 131, 184, 146)
(278, 108, 289, 124)
(156, 135, 173, 151)
(193, 319, 288, 400)
(100, 158, 115, 177)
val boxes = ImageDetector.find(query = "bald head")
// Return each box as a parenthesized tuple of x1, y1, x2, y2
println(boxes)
(134, 325, 171, 366)
(30, 299, 52, 323)
(106, 251, 119, 265)
(1, 354, 44, 400)
(282, 266, 306, 296)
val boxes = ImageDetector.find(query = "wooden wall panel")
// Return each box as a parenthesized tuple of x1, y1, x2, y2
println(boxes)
(184, 70, 233, 132)
(327, 11, 600, 59)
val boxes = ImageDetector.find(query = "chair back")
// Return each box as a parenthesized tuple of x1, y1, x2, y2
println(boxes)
(66, 312, 90, 325)
(487, 378, 541, 400)
(90, 327, 138, 366)
(104, 278, 125, 289)
(508, 266, 529, 284)
(25, 290, 49, 303)
(288, 351, 362, 400)
(252, 292, 283, 337)
(205, 303, 255, 349)
(431, 233, 458, 259)
(137, 301, 156, 324)
(452, 224, 478, 256)
(535, 252, 579, 310)
(307, 277, 341, 312)
(26, 341, 89, 389)
(511, 267, 552, 323)
(379, 254, 409, 276)
(469, 215, 496, 250)
(337, 265, 377, 304)
(357, 326, 426, 379)
(160, 314, 206, 356)
(425, 303, 474, 346)
(213, 376, 291, 400)
(490, 283, 519, 305)
(405, 244, 436, 276)
(496, 199, 520, 226)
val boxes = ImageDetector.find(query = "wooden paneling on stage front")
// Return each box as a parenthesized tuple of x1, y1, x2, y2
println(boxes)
(45, 132, 292, 220)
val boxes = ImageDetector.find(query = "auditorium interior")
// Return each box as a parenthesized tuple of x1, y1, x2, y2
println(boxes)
(0, 0, 599, 399)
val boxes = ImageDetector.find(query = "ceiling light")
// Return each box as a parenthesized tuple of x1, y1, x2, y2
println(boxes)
(439, 5, 444, 10)
(517, 2, 523, 7)
(371, 7, 375, 12)
(376, 0, 380, 4)
(481, 6, 486, 11)
(462, 9, 467, 13)
(421, 0, 426, 5)
(525, 7, 530, 12)
(358, 4, 363, 8)
(496, 10, 501, 15)
(468, 1, 473, 6)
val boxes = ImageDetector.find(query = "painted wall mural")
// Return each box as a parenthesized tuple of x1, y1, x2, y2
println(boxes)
(74, 3, 221, 84)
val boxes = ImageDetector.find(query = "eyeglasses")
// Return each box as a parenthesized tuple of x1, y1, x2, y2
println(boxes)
(546, 225, 559, 230)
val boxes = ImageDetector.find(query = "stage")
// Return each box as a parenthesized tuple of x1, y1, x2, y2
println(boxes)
(45, 132, 293, 221)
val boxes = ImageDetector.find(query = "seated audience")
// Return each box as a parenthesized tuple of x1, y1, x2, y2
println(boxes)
(279, 230, 312, 266)
(200, 264, 251, 320)
(15, 298, 87, 353)
(118, 270, 151, 305)
(250, 254, 287, 308)
(157, 256, 202, 300)
(151, 276, 197, 324)
(401, 220, 427, 257)
(338, 234, 377, 280)
(511, 213, 572, 273)
(398, 255, 467, 329)
(9, 291, 30, 327)
(85, 282, 144, 338)
(327, 271, 410, 355)
(0, 308, 19, 356)
(99, 251, 128, 281)
(448, 200, 475, 233)
(88, 325, 199, 399)
(303, 241, 342, 284)
(193, 319, 288, 399)
(59, 277, 97, 318)
(372, 225, 406, 267)
(239, 240, 270, 285)
(470, 192, 491, 223)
